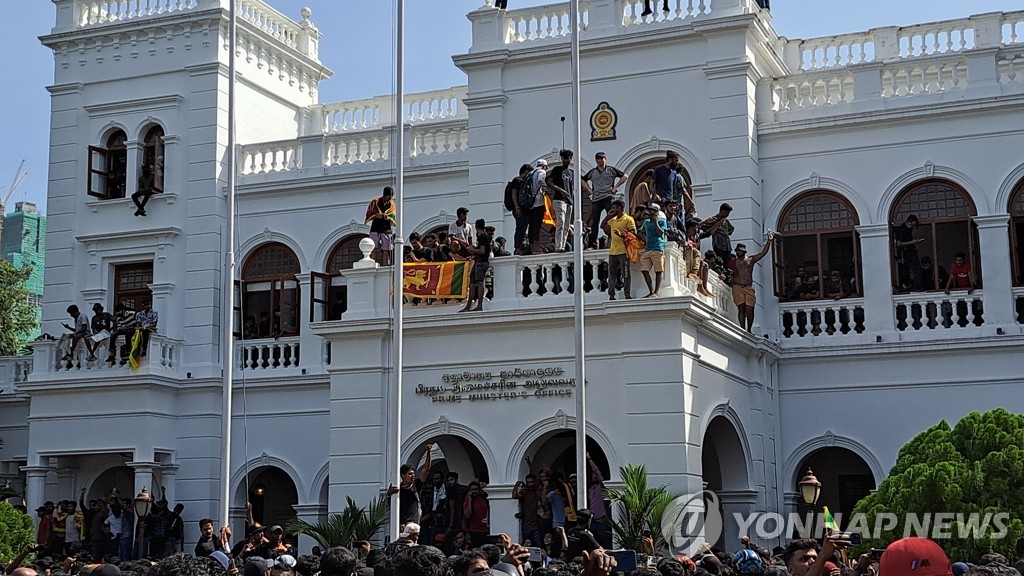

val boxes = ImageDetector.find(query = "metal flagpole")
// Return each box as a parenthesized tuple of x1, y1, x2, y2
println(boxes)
(388, 0, 406, 540)
(569, 0, 587, 512)
(219, 0, 238, 528)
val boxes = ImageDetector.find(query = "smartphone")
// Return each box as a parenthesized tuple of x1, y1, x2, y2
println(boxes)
(608, 549, 638, 572)
(870, 548, 886, 559)
(526, 547, 544, 562)
(839, 532, 863, 546)
(486, 534, 504, 545)
(642, 529, 652, 537)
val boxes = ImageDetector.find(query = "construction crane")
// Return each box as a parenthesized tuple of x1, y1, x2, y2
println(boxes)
(0, 160, 29, 248)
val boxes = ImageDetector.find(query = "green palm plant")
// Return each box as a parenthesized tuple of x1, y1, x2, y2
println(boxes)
(286, 494, 390, 548)
(605, 463, 678, 552)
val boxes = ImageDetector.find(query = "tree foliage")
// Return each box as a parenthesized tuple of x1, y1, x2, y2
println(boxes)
(0, 260, 38, 356)
(0, 501, 34, 565)
(606, 464, 679, 552)
(853, 408, 1024, 561)
(286, 494, 390, 548)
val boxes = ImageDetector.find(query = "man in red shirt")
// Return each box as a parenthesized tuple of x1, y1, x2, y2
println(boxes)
(944, 252, 975, 294)
(36, 506, 52, 554)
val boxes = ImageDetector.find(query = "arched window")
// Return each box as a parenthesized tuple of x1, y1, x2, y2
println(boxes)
(890, 180, 979, 292)
(315, 234, 385, 321)
(142, 125, 165, 192)
(774, 191, 861, 299)
(1009, 180, 1024, 287)
(238, 243, 301, 338)
(628, 156, 691, 210)
(88, 130, 128, 199)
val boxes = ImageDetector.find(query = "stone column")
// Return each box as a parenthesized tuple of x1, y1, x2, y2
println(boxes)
(717, 490, 759, 549)
(125, 140, 142, 200)
(23, 466, 52, 529)
(159, 463, 179, 506)
(55, 464, 78, 500)
(855, 224, 896, 337)
(292, 503, 327, 555)
(973, 215, 1015, 326)
(486, 488, 519, 539)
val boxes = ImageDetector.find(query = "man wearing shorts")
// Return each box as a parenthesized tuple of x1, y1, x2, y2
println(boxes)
(728, 234, 776, 333)
(639, 203, 666, 297)
(365, 186, 397, 266)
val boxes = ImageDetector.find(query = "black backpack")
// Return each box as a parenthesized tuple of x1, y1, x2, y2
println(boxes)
(504, 176, 522, 211)
(518, 171, 538, 209)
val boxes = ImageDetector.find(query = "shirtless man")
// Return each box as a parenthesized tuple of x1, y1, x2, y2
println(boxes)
(728, 233, 777, 333)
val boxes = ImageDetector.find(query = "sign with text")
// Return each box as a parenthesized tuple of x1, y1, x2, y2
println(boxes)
(415, 366, 576, 403)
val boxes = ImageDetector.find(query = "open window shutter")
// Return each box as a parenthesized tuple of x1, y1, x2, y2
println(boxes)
(233, 280, 245, 339)
(276, 277, 300, 336)
(772, 236, 786, 298)
(309, 271, 331, 323)
(88, 146, 110, 199)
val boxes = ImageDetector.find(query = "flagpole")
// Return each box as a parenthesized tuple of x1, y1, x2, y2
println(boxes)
(569, 0, 587, 512)
(389, 0, 406, 540)
(219, 0, 238, 529)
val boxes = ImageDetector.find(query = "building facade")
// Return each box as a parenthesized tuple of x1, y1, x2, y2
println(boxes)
(2, 202, 46, 342)
(1, 0, 1024, 553)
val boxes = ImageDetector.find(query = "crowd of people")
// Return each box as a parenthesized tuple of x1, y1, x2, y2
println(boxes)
(48, 301, 158, 369)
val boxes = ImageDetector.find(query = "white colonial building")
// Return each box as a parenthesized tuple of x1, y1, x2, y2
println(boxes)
(2, 0, 1024, 552)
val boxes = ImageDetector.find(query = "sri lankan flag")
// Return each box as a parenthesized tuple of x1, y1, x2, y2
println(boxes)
(403, 261, 470, 298)
(128, 329, 144, 371)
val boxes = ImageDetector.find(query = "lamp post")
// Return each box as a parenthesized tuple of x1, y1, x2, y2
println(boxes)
(798, 468, 821, 538)
(134, 488, 153, 559)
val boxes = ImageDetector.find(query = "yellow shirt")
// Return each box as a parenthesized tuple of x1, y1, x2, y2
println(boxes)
(608, 215, 636, 256)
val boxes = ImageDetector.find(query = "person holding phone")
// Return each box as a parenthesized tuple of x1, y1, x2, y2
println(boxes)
(462, 482, 490, 547)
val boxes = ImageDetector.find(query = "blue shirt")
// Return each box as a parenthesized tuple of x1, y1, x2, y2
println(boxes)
(653, 165, 674, 200)
(547, 491, 566, 528)
(642, 218, 667, 252)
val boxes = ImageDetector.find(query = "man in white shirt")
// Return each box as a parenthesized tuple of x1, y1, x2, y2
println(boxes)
(60, 305, 91, 363)
(448, 207, 472, 244)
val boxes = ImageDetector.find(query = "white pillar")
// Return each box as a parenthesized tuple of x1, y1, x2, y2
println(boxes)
(855, 224, 896, 337)
(292, 503, 327, 556)
(23, 466, 51, 529)
(973, 215, 1015, 326)
(160, 464, 179, 506)
(718, 490, 759, 548)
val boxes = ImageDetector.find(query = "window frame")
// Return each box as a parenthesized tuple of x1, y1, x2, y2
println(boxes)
(88, 146, 110, 199)
(105, 131, 128, 200)
(113, 262, 154, 313)
(1010, 180, 1024, 287)
(773, 191, 861, 300)
(889, 179, 979, 293)
(142, 125, 165, 193)
(240, 243, 302, 339)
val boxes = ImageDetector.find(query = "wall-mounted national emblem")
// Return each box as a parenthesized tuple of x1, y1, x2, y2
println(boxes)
(590, 101, 618, 141)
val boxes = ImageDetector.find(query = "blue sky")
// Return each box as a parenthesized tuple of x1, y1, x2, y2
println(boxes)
(1, 0, 1013, 213)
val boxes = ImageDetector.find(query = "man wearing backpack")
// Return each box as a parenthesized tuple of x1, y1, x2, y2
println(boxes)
(506, 163, 533, 254)
(521, 159, 549, 255)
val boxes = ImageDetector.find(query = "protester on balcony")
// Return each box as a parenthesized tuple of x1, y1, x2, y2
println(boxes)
(522, 159, 549, 255)
(455, 232, 492, 312)
(493, 0, 508, 9)
(629, 169, 655, 216)
(406, 233, 428, 263)
(449, 207, 473, 244)
(136, 299, 159, 355)
(671, 162, 694, 216)
(784, 275, 819, 301)
(685, 217, 716, 298)
(642, 0, 671, 17)
(132, 162, 155, 217)
(944, 252, 975, 295)
(103, 303, 139, 365)
(729, 233, 777, 333)
(602, 200, 637, 300)
(825, 271, 849, 300)
(86, 303, 114, 362)
(365, 186, 397, 266)
(652, 150, 681, 204)
(507, 164, 534, 255)
(702, 203, 735, 265)
(582, 152, 629, 250)
(60, 304, 91, 364)
(893, 214, 924, 292)
(639, 203, 667, 297)
(546, 149, 575, 253)
(918, 256, 946, 292)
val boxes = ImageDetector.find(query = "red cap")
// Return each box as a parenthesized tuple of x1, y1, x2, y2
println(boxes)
(879, 538, 953, 576)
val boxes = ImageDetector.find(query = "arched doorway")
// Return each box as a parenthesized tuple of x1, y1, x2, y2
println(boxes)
(408, 436, 489, 486)
(629, 156, 692, 208)
(520, 431, 611, 494)
(702, 416, 751, 549)
(793, 447, 876, 527)
(237, 466, 299, 529)
(88, 466, 135, 503)
(1009, 179, 1024, 287)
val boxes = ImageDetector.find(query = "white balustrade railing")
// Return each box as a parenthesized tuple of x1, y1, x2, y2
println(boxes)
(897, 21, 974, 59)
(894, 290, 984, 331)
(504, 1, 589, 44)
(240, 141, 302, 175)
(237, 0, 301, 51)
(35, 333, 180, 374)
(771, 70, 854, 112)
(0, 356, 32, 391)
(75, 0, 202, 27)
(880, 57, 968, 98)
(322, 121, 469, 167)
(236, 336, 300, 371)
(779, 298, 866, 338)
(1005, 12, 1024, 45)
(791, 33, 876, 72)
(620, 0, 712, 27)
(409, 122, 470, 157)
(324, 132, 391, 166)
(1014, 287, 1024, 324)
(319, 87, 468, 134)
(999, 50, 1024, 85)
